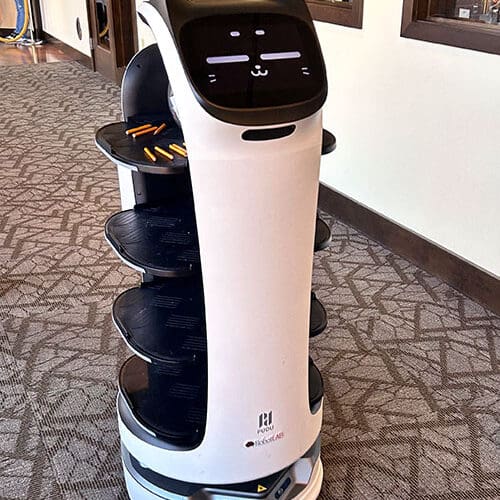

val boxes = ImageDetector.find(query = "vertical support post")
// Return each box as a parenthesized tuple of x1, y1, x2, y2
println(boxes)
(29, 0, 44, 42)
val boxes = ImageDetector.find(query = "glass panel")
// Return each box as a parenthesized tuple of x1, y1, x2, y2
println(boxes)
(428, 0, 500, 27)
(96, 0, 110, 48)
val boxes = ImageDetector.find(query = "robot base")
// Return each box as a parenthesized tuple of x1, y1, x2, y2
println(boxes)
(122, 439, 323, 500)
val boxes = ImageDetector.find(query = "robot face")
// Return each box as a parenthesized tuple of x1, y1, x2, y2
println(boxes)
(179, 13, 325, 110)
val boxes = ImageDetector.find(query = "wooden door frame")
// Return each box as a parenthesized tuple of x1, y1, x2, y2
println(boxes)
(401, 0, 500, 56)
(307, 0, 364, 29)
(87, 0, 138, 83)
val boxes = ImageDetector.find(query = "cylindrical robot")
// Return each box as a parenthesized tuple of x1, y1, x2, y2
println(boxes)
(96, 0, 329, 498)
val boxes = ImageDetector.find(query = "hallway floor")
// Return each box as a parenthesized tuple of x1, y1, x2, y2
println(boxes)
(0, 39, 83, 66)
(0, 61, 499, 499)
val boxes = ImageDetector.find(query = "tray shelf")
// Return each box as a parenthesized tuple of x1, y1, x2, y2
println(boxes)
(96, 119, 188, 175)
(119, 354, 323, 447)
(105, 204, 200, 277)
(96, 121, 335, 172)
(106, 206, 328, 277)
(315, 218, 331, 252)
(310, 292, 328, 338)
(309, 358, 324, 411)
(322, 129, 337, 155)
(113, 279, 206, 366)
(119, 355, 207, 447)
(114, 283, 327, 361)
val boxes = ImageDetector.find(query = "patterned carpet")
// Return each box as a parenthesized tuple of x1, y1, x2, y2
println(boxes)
(0, 62, 499, 500)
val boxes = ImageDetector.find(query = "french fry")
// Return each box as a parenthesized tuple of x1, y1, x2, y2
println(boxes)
(153, 123, 167, 135)
(125, 124, 152, 135)
(169, 144, 188, 157)
(154, 146, 174, 161)
(143, 147, 157, 163)
(133, 126, 158, 138)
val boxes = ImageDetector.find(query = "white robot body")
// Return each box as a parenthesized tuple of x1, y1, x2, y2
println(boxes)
(98, 0, 329, 497)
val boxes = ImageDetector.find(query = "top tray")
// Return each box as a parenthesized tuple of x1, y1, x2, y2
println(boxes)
(96, 119, 336, 175)
(95, 119, 188, 175)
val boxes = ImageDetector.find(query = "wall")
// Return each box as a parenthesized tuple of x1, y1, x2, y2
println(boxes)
(0, 0, 16, 28)
(316, 0, 500, 277)
(136, 13, 155, 49)
(135, 3, 500, 277)
(39, 0, 91, 56)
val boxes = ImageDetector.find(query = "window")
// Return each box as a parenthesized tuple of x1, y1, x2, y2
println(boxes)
(307, 0, 364, 29)
(401, 0, 500, 55)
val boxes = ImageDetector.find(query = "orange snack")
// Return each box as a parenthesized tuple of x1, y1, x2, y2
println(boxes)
(154, 146, 174, 161)
(143, 147, 157, 163)
(169, 144, 188, 158)
(132, 126, 158, 138)
(153, 123, 167, 135)
(125, 124, 152, 135)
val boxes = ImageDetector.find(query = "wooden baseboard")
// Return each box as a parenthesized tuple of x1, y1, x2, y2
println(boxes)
(319, 184, 500, 315)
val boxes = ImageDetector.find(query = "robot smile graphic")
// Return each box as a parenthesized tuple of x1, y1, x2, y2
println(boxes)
(251, 64, 269, 77)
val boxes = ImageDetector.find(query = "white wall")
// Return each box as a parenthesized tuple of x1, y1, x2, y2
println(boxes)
(0, 0, 16, 28)
(137, 14, 155, 50)
(40, 0, 91, 56)
(316, 0, 500, 278)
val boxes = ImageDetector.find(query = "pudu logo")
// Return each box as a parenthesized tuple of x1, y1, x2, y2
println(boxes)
(258, 411, 274, 434)
(245, 410, 285, 448)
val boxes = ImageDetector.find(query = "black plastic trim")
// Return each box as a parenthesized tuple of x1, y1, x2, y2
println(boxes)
(190, 89, 327, 127)
(128, 452, 286, 498)
(310, 292, 328, 338)
(242, 125, 296, 142)
(123, 425, 321, 498)
(322, 129, 337, 155)
(121, 44, 171, 123)
(309, 358, 323, 412)
(315, 218, 331, 252)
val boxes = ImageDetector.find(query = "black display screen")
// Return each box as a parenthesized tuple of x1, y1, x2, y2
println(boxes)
(179, 14, 325, 109)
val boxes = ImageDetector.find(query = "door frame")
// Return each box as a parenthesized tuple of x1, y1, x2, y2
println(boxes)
(87, 0, 138, 83)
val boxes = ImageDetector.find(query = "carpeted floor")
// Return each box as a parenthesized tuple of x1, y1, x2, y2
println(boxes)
(0, 62, 499, 500)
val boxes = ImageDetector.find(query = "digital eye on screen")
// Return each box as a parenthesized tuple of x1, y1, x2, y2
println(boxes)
(205, 51, 310, 79)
